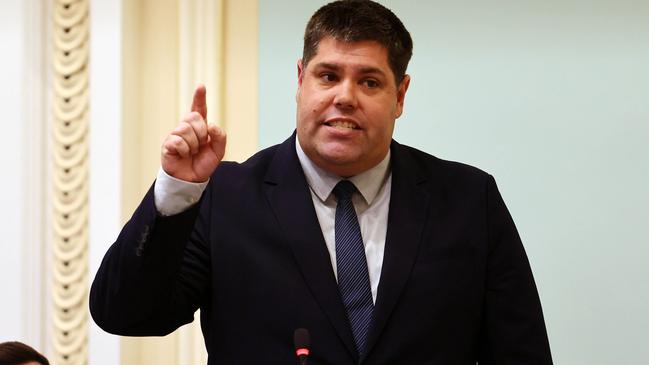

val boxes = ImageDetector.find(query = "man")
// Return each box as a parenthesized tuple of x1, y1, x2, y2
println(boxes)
(90, 1, 553, 364)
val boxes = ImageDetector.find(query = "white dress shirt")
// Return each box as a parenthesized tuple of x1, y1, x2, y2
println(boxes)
(153, 139, 392, 303)
(294, 141, 391, 303)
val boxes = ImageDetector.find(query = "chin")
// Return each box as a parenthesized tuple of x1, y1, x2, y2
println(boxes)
(318, 147, 358, 164)
(320, 155, 353, 167)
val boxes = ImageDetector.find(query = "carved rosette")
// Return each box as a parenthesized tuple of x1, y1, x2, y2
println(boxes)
(52, 0, 89, 364)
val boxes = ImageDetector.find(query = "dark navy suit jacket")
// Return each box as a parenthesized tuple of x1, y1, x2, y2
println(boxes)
(90, 134, 552, 364)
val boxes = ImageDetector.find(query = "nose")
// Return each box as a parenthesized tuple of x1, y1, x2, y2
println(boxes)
(333, 80, 357, 110)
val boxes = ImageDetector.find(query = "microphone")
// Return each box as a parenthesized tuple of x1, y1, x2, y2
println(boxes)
(294, 328, 310, 365)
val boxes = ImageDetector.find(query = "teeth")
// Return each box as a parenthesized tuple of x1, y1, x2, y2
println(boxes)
(329, 120, 357, 129)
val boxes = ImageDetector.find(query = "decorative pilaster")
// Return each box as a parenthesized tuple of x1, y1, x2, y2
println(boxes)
(176, 3, 224, 363)
(51, 1, 90, 364)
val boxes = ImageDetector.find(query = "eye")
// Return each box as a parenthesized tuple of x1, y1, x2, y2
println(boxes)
(362, 79, 380, 88)
(320, 72, 338, 82)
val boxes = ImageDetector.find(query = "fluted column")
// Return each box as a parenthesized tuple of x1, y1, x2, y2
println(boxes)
(51, 0, 90, 364)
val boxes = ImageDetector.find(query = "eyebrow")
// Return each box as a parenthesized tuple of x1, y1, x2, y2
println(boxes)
(313, 62, 387, 77)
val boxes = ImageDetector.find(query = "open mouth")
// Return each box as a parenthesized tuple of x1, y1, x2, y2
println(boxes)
(324, 119, 359, 130)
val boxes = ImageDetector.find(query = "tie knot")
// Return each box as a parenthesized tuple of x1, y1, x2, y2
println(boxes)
(333, 180, 357, 200)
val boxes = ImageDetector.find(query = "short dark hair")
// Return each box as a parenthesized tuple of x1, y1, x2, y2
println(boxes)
(0, 341, 50, 365)
(302, 0, 413, 84)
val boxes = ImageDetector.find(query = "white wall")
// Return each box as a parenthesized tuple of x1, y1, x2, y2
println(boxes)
(0, 0, 45, 348)
(0, 0, 27, 344)
(88, 1, 122, 364)
(259, 1, 649, 364)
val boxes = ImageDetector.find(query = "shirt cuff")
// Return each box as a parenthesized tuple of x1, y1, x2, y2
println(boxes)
(154, 168, 209, 216)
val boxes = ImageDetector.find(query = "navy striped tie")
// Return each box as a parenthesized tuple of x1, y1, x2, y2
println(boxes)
(333, 180, 374, 359)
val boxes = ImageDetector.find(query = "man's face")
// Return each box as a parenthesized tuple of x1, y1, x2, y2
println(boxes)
(296, 37, 410, 177)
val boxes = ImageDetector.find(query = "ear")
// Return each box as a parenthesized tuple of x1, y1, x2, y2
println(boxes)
(395, 74, 411, 118)
(296, 59, 304, 102)
(297, 59, 305, 87)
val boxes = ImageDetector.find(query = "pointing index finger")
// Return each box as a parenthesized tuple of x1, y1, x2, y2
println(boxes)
(191, 84, 207, 121)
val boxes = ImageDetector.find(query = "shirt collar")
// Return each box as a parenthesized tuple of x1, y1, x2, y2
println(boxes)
(295, 136, 391, 205)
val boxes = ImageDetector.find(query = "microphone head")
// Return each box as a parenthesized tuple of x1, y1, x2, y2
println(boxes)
(294, 328, 310, 356)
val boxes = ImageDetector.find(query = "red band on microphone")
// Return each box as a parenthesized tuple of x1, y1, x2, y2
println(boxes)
(296, 348, 310, 357)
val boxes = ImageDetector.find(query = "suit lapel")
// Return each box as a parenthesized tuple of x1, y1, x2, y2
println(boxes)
(364, 141, 432, 358)
(263, 135, 358, 360)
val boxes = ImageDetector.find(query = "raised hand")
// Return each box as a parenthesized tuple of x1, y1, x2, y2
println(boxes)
(161, 85, 227, 182)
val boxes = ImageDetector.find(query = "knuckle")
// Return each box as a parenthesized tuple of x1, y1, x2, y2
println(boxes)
(188, 111, 203, 122)
(172, 123, 190, 136)
(173, 136, 186, 148)
(195, 123, 208, 137)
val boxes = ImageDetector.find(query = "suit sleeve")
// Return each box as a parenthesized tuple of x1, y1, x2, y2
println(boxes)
(89, 182, 212, 336)
(478, 176, 553, 364)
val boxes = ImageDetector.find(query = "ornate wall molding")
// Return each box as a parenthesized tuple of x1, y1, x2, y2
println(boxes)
(51, 0, 90, 364)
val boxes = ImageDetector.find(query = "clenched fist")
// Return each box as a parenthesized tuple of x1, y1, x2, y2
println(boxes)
(161, 85, 226, 182)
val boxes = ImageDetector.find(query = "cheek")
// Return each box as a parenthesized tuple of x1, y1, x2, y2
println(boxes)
(310, 98, 327, 114)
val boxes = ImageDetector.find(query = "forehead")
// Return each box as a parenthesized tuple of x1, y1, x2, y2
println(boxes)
(309, 37, 391, 72)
